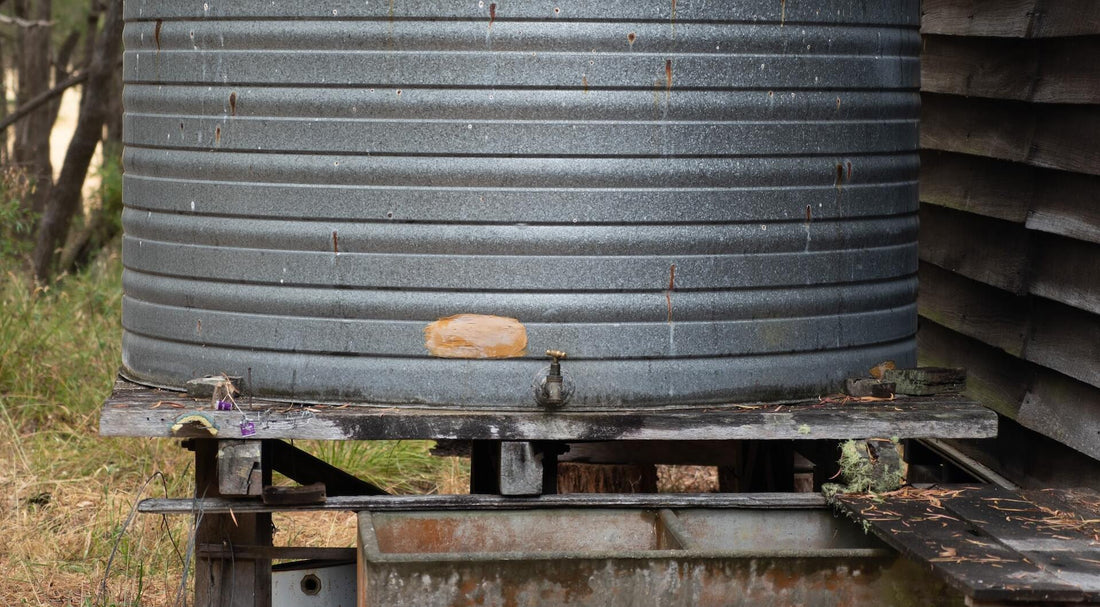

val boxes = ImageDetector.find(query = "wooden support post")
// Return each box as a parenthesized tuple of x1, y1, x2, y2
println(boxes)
(193, 439, 272, 607)
(470, 441, 560, 495)
(499, 441, 544, 496)
(217, 441, 262, 496)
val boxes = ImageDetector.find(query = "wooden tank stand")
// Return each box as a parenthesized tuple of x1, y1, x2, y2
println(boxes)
(102, 375, 1010, 606)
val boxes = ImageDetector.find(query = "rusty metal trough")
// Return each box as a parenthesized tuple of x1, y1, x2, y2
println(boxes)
(357, 506, 963, 607)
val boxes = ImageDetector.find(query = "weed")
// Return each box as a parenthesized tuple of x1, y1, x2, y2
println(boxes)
(0, 166, 37, 262)
(822, 439, 905, 500)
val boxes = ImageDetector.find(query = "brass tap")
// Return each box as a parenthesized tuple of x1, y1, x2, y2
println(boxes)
(541, 349, 568, 407)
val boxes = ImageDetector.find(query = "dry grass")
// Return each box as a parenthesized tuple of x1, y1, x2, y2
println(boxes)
(656, 465, 720, 493)
(0, 250, 193, 605)
(0, 250, 468, 606)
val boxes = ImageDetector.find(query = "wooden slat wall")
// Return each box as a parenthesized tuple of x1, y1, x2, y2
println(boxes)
(918, 3, 1100, 468)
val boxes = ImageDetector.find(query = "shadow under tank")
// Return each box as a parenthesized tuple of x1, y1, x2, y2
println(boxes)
(119, 0, 920, 409)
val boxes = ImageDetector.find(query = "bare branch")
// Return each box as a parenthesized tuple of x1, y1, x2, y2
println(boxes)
(0, 56, 121, 132)
(0, 14, 53, 27)
(0, 68, 86, 131)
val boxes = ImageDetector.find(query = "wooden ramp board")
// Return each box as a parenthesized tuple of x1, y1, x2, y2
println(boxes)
(831, 485, 1100, 604)
(99, 377, 998, 441)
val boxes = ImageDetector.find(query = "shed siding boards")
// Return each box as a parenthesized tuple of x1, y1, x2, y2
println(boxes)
(918, 4, 1100, 467)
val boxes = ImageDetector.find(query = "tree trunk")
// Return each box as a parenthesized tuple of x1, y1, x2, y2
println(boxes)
(31, 0, 122, 282)
(46, 29, 81, 131)
(104, 63, 122, 144)
(0, 37, 8, 165)
(12, 0, 53, 215)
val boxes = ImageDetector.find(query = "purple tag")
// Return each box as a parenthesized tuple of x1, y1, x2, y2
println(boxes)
(240, 421, 256, 437)
(216, 399, 233, 411)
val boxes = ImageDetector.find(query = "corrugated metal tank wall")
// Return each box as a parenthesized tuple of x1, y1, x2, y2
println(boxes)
(120, 0, 920, 409)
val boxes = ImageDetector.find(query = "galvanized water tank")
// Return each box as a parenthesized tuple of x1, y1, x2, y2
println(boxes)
(121, 0, 920, 408)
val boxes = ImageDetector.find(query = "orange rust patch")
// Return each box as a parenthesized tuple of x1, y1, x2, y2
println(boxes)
(424, 314, 527, 359)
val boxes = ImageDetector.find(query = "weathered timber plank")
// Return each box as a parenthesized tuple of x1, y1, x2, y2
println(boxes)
(217, 440, 263, 497)
(139, 492, 829, 515)
(919, 204, 1031, 294)
(1021, 488, 1100, 522)
(918, 321, 1031, 419)
(922, 36, 1100, 104)
(261, 483, 326, 506)
(1016, 370, 1100, 461)
(921, 94, 1100, 176)
(919, 151, 1034, 223)
(198, 545, 356, 562)
(832, 486, 1086, 603)
(940, 487, 1100, 597)
(941, 421, 1100, 491)
(941, 486, 1100, 548)
(919, 320, 1100, 461)
(919, 262, 1100, 389)
(920, 151, 1100, 245)
(920, 206, 1100, 314)
(921, 0, 1100, 38)
(1025, 299, 1100, 388)
(1027, 171, 1100, 244)
(193, 440, 271, 607)
(99, 378, 998, 441)
(1030, 233, 1100, 315)
(499, 442, 544, 497)
(882, 367, 967, 396)
(917, 262, 1031, 357)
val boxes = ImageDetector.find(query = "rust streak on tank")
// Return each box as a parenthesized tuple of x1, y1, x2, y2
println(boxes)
(154, 19, 163, 51)
(229, 92, 237, 116)
(780, 0, 787, 27)
(424, 314, 528, 359)
(847, 161, 853, 180)
(805, 205, 812, 223)
(582, 74, 589, 94)
(214, 126, 221, 144)
(628, 32, 637, 46)
(489, 3, 497, 28)
(666, 264, 677, 323)
(835, 163, 844, 189)
(665, 59, 673, 93)
(332, 230, 339, 254)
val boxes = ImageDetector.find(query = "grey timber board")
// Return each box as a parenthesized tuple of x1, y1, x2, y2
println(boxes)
(920, 0, 1100, 38)
(139, 493, 829, 515)
(99, 378, 998, 442)
(832, 485, 1100, 603)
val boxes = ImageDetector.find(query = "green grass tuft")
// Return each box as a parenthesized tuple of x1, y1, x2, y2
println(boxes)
(0, 247, 467, 604)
